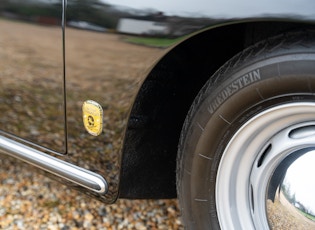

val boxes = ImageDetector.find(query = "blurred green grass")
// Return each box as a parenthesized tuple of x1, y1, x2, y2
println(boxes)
(123, 36, 183, 48)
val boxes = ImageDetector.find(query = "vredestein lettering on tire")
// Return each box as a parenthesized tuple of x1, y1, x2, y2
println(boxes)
(208, 69, 261, 114)
(177, 31, 315, 230)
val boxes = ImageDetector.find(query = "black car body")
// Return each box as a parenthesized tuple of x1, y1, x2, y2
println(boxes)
(1, 0, 315, 228)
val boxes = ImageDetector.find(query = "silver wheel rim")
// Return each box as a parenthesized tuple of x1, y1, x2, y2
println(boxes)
(216, 102, 315, 230)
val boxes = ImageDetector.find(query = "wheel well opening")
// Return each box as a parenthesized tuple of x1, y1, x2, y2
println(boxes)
(118, 21, 315, 199)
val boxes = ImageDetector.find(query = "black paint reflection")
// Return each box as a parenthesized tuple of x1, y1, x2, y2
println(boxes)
(64, 13, 165, 200)
(0, 0, 217, 201)
(0, 0, 66, 153)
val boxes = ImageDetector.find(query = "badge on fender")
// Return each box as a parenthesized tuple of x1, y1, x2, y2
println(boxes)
(82, 100, 103, 136)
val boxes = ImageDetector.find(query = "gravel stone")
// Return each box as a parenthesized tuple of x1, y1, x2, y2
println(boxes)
(0, 158, 183, 229)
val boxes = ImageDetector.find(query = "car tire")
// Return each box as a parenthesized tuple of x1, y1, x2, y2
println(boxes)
(177, 31, 315, 229)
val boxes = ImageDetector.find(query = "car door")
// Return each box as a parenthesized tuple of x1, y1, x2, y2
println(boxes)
(0, 0, 66, 153)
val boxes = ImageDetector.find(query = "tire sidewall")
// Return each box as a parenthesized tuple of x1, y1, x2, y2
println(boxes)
(178, 47, 315, 229)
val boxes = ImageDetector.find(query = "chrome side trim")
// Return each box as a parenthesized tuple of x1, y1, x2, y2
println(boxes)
(0, 135, 108, 194)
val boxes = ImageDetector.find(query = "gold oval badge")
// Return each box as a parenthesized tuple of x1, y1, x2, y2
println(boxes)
(82, 100, 103, 136)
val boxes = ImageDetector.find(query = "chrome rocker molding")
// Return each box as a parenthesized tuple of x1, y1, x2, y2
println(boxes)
(0, 135, 108, 194)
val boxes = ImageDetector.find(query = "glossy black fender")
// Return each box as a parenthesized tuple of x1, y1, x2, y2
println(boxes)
(1, 0, 315, 203)
(119, 20, 315, 199)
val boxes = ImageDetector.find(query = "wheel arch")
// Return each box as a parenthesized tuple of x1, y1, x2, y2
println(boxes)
(118, 20, 315, 199)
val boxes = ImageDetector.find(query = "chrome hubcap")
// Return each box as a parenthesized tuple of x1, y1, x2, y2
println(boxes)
(216, 102, 315, 230)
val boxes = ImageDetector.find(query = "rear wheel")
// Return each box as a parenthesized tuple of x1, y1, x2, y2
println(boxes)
(177, 31, 315, 229)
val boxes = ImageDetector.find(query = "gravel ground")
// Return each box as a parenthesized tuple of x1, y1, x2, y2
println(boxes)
(0, 157, 183, 230)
